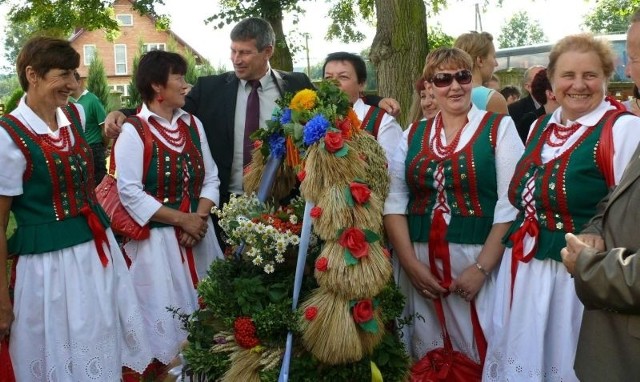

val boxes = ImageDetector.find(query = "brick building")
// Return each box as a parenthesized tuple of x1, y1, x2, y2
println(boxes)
(69, 0, 205, 100)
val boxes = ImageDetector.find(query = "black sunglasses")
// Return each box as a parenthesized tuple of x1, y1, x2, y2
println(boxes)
(430, 70, 473, 88)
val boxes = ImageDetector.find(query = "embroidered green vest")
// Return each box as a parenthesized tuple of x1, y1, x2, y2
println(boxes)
(504, 112, 614, 262)
(361, 106, 386, 139)
(129, 117, 205, 229)
(0, 105, 109, 255)
(405, 112, 503, 243)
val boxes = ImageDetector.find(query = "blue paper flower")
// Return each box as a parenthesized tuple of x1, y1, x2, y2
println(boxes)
(303, 114, 330, 146)
(280, 108, 292, 124)
(269, 133, 286, 158)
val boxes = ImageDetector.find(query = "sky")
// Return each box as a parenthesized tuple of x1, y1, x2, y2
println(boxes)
(0, 0, 601, 73)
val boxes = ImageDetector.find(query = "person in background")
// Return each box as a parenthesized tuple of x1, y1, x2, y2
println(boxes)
(485, 74, 501, 90)
(507, 64, 546, 125)
(0, 36, 152, 381)
(70, 71, 108, 182)
(624, 11, 640, 116)
(454, 31, 509, 114)
(499, 85, 521, 105)
(384, 47, 523, 366)
(484, 33, 640, 382)
(323, 52, 403, 163)
(514, 69, 560, 143)
(409, 75, 439, 122)
(113, 50, 224, 379)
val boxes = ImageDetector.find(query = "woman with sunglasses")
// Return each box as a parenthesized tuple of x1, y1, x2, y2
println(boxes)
(385, 47, 523, 369)
(483, 34, 640, 381)
(454, 31, 508, 114)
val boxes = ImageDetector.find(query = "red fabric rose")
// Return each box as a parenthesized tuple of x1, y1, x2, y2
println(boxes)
(315, 257, 328, 272)
(324, 131, 344, 153)
(304, 306, 318, 321)
(350, 182, 371, 204)
(297, 170, 306, 182)
(352, 299, 374, 323)
(310, 206, 322, 218)
(338, 227, 369, 259)
(335, 117, 352, 139)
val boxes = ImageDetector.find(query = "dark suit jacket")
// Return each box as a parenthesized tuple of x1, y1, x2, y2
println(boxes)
(183, 70, 314, 200)
(508, 95, 537, 135)
(516, 105, 545, 144)
(574, 143, 640, 381)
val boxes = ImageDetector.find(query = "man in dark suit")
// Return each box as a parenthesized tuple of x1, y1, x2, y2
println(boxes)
(507, 65, 545, 141)
(561, 142, 640, 381)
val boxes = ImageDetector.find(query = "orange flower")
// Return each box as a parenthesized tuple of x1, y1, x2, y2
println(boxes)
(347, 108, 362, 132)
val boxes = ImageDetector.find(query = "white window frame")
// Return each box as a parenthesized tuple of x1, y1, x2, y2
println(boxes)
(83, 44, 96, 66)
(116, 14, 133, 26)
(111, 84, 129, 97)
(114, 44, 128, 75)
(143, 43, 166, 53)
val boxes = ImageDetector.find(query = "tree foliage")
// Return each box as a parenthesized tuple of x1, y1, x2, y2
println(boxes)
(86, 56, 114, 112)
(126, 41, 146, 109)
(205, 0, 308, 71)
(497, 11, 547, 48)
(1, 0, 167, 39)
(583, 0, 640, 34)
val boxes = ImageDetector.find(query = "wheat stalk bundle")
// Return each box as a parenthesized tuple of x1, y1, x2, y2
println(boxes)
(300, 144, 365, 202)
(314, 241, 392, 300)
(299, 290, 363, 364)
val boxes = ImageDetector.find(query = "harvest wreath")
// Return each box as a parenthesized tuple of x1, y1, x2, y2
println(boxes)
(176, 81, 410, 381)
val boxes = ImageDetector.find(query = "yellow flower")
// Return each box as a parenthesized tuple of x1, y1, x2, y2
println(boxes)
(289, 89, 317, 112)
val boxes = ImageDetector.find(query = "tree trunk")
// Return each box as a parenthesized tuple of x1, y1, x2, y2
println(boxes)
(370, 0, 427, 127)
(260, 0, 293, 71)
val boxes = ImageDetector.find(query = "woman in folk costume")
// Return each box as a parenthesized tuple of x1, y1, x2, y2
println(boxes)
(0, 37, 153, 381)
(113, 50, 224, 375)
(484, 34, 640, 381)
(384, 47, 523, 367)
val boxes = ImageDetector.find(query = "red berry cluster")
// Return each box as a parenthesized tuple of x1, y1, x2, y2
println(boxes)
(233, 316, 260, 349)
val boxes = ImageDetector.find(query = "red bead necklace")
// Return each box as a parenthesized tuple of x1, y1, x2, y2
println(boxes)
(545, 122, 582, 147)
(149, 117, 186, 147)
(39, 127, 71, 151)
(431, 115, 465, 158)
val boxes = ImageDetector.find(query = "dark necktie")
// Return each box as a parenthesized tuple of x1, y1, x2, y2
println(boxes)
(244, 79, 261, 166)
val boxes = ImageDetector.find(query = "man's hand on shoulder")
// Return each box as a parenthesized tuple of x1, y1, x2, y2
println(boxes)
(379, 98, 401, 118)
(104, 111, 126, 139)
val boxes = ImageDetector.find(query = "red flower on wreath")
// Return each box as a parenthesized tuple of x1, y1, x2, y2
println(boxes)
(352, 299, 374, 324)
(339, 227, 369, 259)
(297, 170, 306, 182)
(350, 182, 371, 204)
(315, 257, 328, 272)
(233, 317, 260, 349)
(335, 117, 353, 139)
(304, 306, 318, 321)
(310, 206, 323, 218)
(324, 131, 344, 153)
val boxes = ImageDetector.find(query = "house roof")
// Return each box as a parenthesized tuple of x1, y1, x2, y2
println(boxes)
(69, 0, 208, 64)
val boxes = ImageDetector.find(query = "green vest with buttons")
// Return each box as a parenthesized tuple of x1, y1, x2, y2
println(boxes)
(504, 114, 609, 262)
(405, 113, 503, 244)
(0, 105, 109, 255)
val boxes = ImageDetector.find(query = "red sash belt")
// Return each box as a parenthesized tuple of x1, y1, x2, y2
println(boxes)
(176, 197, 199, 289)
(80, 206, 110, 267)
(428, 209, 452, 292)
(427, 208, 487, 363)
(508, 217, 539, 306)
